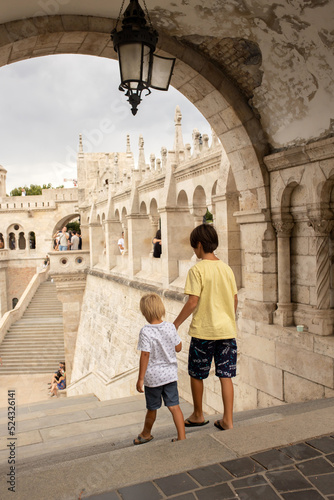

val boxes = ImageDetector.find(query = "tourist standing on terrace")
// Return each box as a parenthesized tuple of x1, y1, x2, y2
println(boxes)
(174, 224, 238, 432)
(58, 227, 69, 251)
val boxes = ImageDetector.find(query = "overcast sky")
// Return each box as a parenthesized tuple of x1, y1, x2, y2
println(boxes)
(0, 54, 211, 194)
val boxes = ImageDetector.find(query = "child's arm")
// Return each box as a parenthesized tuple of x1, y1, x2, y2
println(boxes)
(175, 342, 182, 353)
(136, 351, 150, 393)
(234, 294, 238, 313)
(173, 295, 199, 330)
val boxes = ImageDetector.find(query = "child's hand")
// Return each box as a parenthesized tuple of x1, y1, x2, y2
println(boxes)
(136, 378, 144, 393)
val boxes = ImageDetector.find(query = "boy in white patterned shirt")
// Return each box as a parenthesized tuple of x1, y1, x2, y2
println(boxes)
(134, 293, 186, 444)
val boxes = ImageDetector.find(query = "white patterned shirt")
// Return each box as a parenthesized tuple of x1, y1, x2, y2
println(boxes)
(137, 322, 181, 388)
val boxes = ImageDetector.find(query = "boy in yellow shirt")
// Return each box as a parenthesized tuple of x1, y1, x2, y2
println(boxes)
(174, 224, 238, 431)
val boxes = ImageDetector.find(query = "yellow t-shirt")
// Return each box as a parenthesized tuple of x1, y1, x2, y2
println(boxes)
(184, 259, 237, 340)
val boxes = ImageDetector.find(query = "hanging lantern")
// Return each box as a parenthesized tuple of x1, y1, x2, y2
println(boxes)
(111, 0, 176, 115)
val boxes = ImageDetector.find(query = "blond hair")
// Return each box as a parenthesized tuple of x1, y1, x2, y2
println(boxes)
(140, 293, 165, 323)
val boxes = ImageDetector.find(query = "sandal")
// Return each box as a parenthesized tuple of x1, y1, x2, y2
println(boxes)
(133, 435, 154, 445)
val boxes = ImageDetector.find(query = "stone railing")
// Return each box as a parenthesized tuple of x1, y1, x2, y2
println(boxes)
(48, 250, 90, 275)
(67, 367, 138, 400)
(0, 249, 8, 261)
(0, 267, 49, 344)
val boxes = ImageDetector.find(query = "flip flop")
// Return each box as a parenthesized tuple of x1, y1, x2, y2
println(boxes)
(133, 435, 154, 445)
(214, 420, 226, 431)
(184, 419, 209, 427)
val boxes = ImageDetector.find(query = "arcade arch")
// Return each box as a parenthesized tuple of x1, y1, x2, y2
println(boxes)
(0, 14, 268, 212)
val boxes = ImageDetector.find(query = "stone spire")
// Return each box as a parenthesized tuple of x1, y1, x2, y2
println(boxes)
(138, 135, 146, 174)
(126, 134, 131, 156)
(78, 134, 83, 155)
(173, 105, 184, 154)
(0, 164, 7, 199)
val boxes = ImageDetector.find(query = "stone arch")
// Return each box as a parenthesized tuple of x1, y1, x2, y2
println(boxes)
(177, 190, 188, 208)
(29, 231, 36, 249)
(121, 207, 127, 222)
(51, 213, 80, 238)
(192, 185, 207, 221)
(149, 198, 158, 216)
(0, 14, 268, 211)
(18, 232, 26, 250)
(114, 209, 120, 221)
(0, 232, 4, 249)
(140, 201, 147, 215)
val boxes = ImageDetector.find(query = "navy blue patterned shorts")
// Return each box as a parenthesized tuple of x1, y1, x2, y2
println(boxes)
(188, 337, 237, 379)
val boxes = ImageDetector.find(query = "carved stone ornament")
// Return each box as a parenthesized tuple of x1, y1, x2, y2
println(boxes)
(272, 220, 294, 236)
(308, 218, 334, 237)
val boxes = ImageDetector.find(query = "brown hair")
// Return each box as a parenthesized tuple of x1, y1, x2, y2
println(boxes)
(140, 293, 165, 323)
(190, 223, 218, 253)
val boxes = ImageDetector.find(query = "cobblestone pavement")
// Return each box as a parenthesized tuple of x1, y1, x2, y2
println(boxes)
(86, 434, 334, 500)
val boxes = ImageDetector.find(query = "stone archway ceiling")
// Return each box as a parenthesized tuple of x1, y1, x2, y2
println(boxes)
(0, 0, 334, 151)
(177, 35, 263, 102)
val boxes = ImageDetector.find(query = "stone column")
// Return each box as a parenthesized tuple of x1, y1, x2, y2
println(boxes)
(272, 220, 294, 326)
(149, 215, 159, 257)
(80, 223, 89, 251)
(308, 217, 334, 310)
(104, 219, 122, 270)
(53, 274, 87, 384)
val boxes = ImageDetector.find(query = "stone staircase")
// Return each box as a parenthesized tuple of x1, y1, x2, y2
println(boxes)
(0, 393, 333, 499)
(0, 280, 65, 374)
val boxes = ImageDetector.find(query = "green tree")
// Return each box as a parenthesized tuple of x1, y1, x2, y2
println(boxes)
(10, 183, 57, 196)
(67, 221, 81, 233)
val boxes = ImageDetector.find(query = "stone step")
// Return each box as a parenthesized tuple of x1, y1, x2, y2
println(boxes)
(0, 393, 333, 500)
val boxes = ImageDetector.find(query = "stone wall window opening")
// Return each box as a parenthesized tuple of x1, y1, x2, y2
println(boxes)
(12, 297, 18, 309)
(0, 233, 4, 249)
(29, 231, 36, 249)
(60, 257, 68, 266)
(18, 231, 26, 250)
(14, 224, 19, 231)
(9, 232, 16, 250)
(140, 201, 147, 215)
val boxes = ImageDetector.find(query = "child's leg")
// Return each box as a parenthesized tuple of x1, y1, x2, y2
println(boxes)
(218, 377, 234, 429)
(140, 409, 157, 439)
(168, 405, 186, 440)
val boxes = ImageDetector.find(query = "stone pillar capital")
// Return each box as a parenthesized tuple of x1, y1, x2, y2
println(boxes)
(272, 220, 294, 236)
(308, 218, 334, 236)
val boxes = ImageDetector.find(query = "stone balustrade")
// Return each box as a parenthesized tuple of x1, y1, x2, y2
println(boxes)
(48, 250, 90, 276)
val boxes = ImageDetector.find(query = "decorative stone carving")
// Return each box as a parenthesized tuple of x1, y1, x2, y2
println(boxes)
(272, 220, 294, 236)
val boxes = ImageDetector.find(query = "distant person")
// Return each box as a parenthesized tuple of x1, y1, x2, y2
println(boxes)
(43, 255, 50, 268)
(67, 231, 72, 250)
(173, 224, 238, 432)
(77, 232, 82, 250)
(70, 231, 80, 250)
(152, 230, 161, 258)
(134, 293, 185, 444)
(21, 188, 26, 196)
(0, 239, 4, 249)
(49, 362, 66, 397)
(58, 227, 69, 251)
(118, 231, 125, 254)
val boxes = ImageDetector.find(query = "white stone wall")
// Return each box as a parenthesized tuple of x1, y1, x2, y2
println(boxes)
(69, 273, 334, 413)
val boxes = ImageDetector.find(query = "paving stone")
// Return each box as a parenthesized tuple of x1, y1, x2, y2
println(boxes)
(306, 436, 334, 454)
(231, 473, 268, 489)
(188, 464, 232, 486)
(296, 457, 334, 476)
(86, 492, 120, 500)
(221, 457, 265, 477)
(195, 483, 237, 499)
(251, 449, 294, 469)
(281, 490, 326, 500)
(308, 473, 334, 496)
(117, 481, 162, 500)
(266, 470, 312, 492)
(279, 443, 322, 461)
(154, 473, 197, 496)
(165, 494, 196, 500)
(234, 485, 281, 499)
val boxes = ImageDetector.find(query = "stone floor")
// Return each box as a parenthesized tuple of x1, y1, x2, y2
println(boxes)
(86, 434, 334, 499)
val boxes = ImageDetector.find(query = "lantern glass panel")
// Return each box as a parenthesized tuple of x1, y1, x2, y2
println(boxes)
(150, 54, 175, 91)
(119, 43, 151, 88)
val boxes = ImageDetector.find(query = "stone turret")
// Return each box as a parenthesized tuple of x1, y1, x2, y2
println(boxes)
(0, 164, 7, 199)
(173, 105, 184, 162)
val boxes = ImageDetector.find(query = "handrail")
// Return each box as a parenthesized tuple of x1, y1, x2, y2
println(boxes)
(0, 268, 49, 344)
(68, 366, 138, 391)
